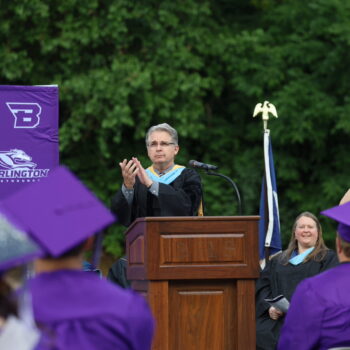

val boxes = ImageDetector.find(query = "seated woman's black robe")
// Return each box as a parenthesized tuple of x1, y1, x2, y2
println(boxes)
(256, 250, 339, 350)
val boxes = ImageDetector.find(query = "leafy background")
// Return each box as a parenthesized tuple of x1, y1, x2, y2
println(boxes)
(1, 0, 349, 263)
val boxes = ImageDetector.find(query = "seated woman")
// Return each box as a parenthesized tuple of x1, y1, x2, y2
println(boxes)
(256, 212, 339, 350)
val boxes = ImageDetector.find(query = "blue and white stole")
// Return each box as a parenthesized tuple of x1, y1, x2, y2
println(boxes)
(145, 165, 185, 184)
(289, 247, 315, 265)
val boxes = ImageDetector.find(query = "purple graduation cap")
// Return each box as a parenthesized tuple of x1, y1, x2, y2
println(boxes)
(1, 166, 116, 258)
(321, 201, 350, 242)
(0, 204, 42, 272)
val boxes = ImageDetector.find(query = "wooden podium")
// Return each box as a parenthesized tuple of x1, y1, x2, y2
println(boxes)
(125, 216, 260, 350)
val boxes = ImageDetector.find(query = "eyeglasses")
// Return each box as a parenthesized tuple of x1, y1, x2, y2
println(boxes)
(147, 141, 176, 148)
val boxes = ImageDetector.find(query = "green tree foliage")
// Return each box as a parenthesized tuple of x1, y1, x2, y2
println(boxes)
(1, 0, 349, 254)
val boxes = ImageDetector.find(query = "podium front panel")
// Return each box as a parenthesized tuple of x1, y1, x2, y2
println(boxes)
(127, 216, 260, 280)
(127, 217, 259, 350)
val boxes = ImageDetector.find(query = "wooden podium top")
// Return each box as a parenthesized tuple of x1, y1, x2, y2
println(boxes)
(125, 216, 260, 281)
(128, 215, 259, 224)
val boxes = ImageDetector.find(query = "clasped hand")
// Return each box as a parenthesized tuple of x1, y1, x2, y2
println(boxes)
(119, 157, 153, 189)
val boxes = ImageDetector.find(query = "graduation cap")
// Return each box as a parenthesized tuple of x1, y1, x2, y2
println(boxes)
(1, 166, 116, 259)
(321, 201, 350, 243)
(0, 205, 42, 273)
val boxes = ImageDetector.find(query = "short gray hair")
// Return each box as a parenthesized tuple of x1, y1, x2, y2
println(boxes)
(145, 123, 178, 146)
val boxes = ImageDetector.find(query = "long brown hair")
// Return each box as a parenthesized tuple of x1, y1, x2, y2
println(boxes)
(279, 212, 329, 265)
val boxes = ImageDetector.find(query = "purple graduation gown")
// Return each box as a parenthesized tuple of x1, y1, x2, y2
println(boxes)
(28, 269, 154, 350)
(278, 262, 350, 350)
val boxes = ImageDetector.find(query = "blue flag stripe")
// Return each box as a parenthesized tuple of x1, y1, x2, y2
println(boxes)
(258, 130, 282, 260)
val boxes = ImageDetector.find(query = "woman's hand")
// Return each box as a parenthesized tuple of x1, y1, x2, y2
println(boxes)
(268, 306, 283, 320)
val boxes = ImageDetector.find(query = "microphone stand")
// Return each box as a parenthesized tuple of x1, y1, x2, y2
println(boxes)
(205, 169, 242, 215)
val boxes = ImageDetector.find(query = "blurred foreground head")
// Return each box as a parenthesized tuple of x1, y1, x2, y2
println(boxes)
(0, 166, 116, 264)
(321, 190, 350, 260)
(321, 193, 350, 244)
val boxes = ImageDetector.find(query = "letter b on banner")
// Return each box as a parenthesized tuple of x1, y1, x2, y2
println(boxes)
(0, 85, 59, 199)
(6, 102, 42, 128)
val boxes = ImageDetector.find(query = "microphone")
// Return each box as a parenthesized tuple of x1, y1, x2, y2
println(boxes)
(188, 160, 218, 171)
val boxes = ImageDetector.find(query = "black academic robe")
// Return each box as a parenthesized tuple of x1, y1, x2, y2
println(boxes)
(109, 168, 202, 288)
(111, 167, 202, 227)
(255, 250, 339, 350)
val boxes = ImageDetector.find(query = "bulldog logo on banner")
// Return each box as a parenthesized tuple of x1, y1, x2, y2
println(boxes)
(0, 85, 59, 199)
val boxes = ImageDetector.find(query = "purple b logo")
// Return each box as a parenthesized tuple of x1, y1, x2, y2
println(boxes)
(6, 102, 41, 128)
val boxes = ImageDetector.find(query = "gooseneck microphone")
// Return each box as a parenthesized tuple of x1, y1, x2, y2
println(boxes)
(188, 160, 218, 171)
(189, 159, 242, 215)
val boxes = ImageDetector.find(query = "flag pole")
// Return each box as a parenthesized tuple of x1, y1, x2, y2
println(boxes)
(253, 101, 280, 267)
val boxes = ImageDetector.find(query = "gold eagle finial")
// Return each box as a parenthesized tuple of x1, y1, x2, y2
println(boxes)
(253, 101, 278, 130)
